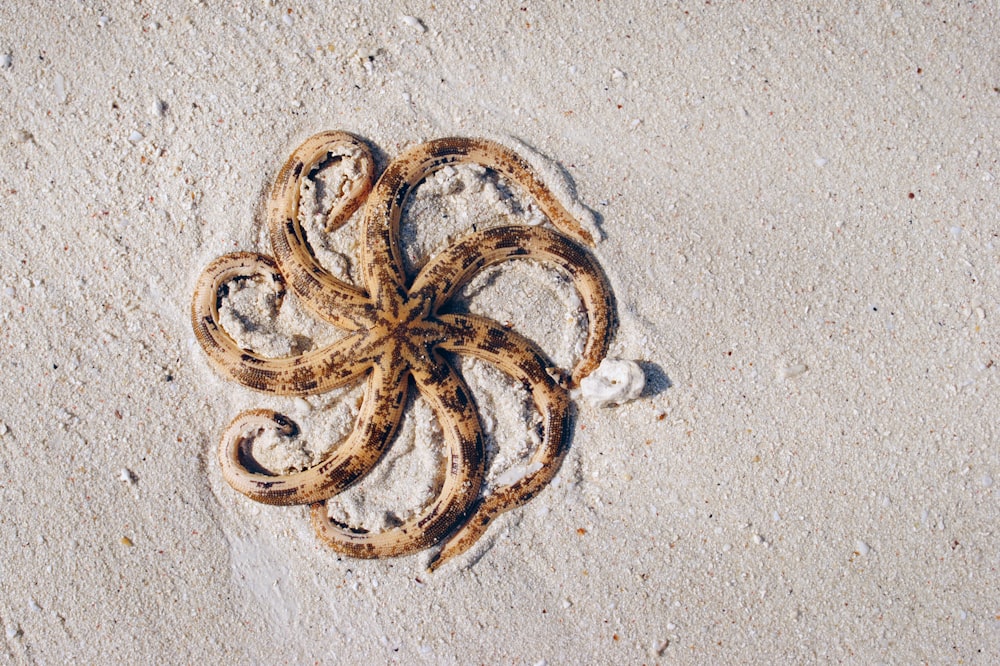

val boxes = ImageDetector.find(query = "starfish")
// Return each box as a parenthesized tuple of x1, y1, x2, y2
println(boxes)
(191, 131, 615, 570)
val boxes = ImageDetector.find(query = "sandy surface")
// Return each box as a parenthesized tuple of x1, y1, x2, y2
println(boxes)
(1, 2, 998, 663)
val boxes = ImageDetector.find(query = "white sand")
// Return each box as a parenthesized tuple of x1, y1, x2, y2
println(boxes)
(1, 2, 997, 663)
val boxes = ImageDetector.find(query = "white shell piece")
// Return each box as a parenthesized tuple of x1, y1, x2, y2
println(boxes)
(579, 358, 645, 407)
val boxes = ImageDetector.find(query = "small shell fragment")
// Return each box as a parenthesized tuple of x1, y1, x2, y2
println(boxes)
(494, 461, 544, 487)
(149, 98, 166, 117)
(580, 358, 645, 407)
(400, 15, 426, 32)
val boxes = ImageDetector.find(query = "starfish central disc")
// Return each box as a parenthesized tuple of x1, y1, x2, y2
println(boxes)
(369, 292, 440, 360)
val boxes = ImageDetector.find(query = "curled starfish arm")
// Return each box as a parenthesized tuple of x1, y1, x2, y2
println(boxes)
(428, 314, 571, 571)
(192, 251, 373, 396)
(267, 130, 376, 330)
(219, 363, 408, 505)
(411, 225, 615, 385)
(359, 137, 594, 303)
(310, 352, 485, 559)
(452, 137, 597, 246)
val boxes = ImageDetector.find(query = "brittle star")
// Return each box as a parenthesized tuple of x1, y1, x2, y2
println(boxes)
(191, 131, 615, 570)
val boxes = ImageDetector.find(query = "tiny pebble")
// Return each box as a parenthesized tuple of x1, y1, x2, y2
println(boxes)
(855, 540, 870, 556)
(5, 624, 21, 640)
(150, 99, 166, 117)
(282, 13, 294, 26)
(0, 421, 7, 436)
(779, 363, 808, 380)
(1, 53, 12, 69)
(128, 130, 143, 143)
(119, 468, 136, 485)
(981, 475, 993, 487)
(98, 15, 110, 28)
(121, 536, 134, 547)
(400, 15, 427, 32)
(29, 598, 41, 612)
(815, 157, 828, 167)
(54, 73, 67, 103)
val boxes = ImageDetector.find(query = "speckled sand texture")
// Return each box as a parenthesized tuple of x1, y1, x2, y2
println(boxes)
(0, 2, 998, 663)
